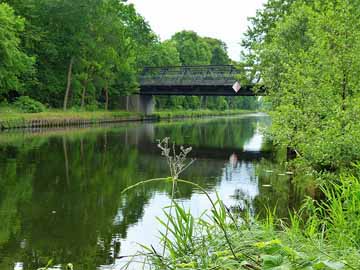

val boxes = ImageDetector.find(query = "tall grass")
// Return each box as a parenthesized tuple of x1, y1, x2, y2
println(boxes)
(300, 165, 360, 250)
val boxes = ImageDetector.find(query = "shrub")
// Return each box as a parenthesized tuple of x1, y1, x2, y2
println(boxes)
(14, 96, 46, 113)
(85, 102, 100, 111)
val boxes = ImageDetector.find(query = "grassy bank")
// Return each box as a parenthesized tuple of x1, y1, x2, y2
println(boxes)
(0, 108, 256, 130)
(0, 109, 137, 121)
(0, 106, 147, 130)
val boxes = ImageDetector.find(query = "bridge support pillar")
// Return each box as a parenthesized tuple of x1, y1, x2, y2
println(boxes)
(122, 95, 154, 115)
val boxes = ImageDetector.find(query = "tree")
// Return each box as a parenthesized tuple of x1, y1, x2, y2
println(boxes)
(244, 0, 360, 170)
(2, 0, 158, 109)
(204, 37, 231, 65)
(241, 0, 297, 83)
(78, 0, 138, 110)
(0, 3, 34, 98)
(171, 31, 212, 65)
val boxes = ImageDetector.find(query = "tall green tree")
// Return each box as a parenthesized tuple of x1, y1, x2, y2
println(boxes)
(241, 0, 296, 83)
(2, 0, 160, 109)
(171, 31, 212, 65)
(204, 37, 231, 65)
(243, 0, 360, 170)
(0, 3, 34, 98)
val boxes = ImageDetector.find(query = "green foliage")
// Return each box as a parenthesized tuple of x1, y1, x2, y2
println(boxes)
(301, 164, 360, 249)
(0, 3, 34, 96)
(204, 37, 231, 65)
(171, 31, 212, 65)
(242, 0, 360, 172)
(0, 0, 157, 109)
(239, 3, 360, 267)
(13, 96, 45, 113)
(157, 201, 195, 258)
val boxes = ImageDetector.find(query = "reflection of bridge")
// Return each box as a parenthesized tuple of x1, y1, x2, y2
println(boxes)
(125, 65, 264, 114)
(124, 122, 272, 162)
(139, 65, 261, 96)
(137, 142, 272, 162)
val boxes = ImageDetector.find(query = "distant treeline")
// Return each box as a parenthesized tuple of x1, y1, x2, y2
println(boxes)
(0, 0, 258, 111)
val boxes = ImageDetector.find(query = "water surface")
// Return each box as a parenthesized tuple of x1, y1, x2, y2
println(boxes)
(0, 114, 302, 269)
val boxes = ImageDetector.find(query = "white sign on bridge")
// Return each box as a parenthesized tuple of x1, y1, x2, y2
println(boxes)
(232, 81, 241, 93)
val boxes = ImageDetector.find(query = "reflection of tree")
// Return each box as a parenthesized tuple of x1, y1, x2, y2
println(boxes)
(153, 116, 265, 150)
(0, 145, 34, 269)
(253, 155, 305, 219)
(0, 115, 270, 269)
(0, 129, 225, 269)
(0, 131, 145, 269)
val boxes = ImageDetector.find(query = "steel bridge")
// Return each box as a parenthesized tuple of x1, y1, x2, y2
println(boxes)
(139, 65, 263, 96)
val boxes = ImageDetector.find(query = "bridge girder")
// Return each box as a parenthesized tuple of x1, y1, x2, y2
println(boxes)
(140, 85, 258, 96)
(139, 65, 264, 96)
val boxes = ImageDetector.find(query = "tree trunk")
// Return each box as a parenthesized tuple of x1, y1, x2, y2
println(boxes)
(126, 96, 129, 111)
(62, 136, 70, 187)
(81, 79, 89, 109)
(104, 87, 109, 111)
(63, 57, 74, 111)
(80, 138, 84, 161)
(102, 132, 108, 165)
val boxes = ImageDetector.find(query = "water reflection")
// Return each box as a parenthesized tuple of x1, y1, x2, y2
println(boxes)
(0, 114, 302, 270)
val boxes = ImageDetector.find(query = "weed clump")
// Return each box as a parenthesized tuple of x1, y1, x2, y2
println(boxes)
(14, 96, 46, 113)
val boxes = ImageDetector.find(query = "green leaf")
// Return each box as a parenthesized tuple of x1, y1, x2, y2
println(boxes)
(262, 254, 284, 269)
(313, 260, 344, 270)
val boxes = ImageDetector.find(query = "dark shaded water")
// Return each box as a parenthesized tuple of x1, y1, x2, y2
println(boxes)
(0, 114, 303, 270)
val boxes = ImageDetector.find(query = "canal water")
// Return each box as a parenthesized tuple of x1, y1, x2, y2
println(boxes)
(0, 113, 302, 270)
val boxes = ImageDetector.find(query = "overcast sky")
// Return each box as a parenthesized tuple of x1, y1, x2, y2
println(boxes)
(127, 0, 267, 61)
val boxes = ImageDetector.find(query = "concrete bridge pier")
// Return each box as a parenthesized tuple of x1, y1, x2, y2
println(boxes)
(123, 122, 155, 146)
(121, 95, 155, 115)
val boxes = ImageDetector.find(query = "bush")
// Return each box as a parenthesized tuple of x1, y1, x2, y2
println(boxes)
(85, 102, 100, 111)
(14, 96, 46, 113)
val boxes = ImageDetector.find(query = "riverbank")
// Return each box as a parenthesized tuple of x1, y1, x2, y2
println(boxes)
(0, 110, 149, 130)
(0, 109, 254, 130)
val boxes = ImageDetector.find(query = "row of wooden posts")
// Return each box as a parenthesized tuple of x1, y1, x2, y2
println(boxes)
(0, 116, 157, 131)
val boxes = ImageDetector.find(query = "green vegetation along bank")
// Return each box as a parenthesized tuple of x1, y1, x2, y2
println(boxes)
(0, 108, 254, 130)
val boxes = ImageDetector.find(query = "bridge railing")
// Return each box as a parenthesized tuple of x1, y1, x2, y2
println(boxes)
(139, 65, 241, 86)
